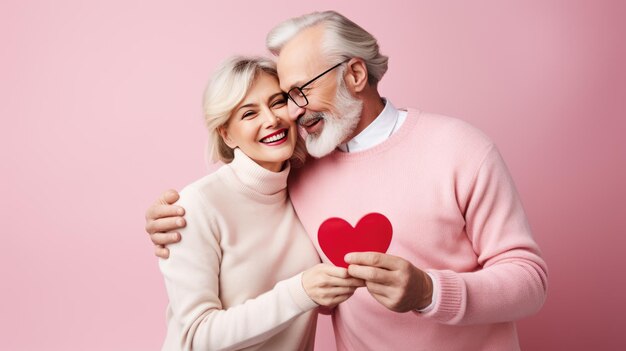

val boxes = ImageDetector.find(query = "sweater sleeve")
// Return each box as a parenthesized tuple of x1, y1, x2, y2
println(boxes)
(422, 144, 548, 325)
(159, 186, 318, 351)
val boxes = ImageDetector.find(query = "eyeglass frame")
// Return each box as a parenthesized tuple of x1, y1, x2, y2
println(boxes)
(286, 59, 350, 108)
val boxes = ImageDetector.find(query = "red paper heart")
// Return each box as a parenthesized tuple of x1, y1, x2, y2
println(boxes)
(318, 213, 393, 268)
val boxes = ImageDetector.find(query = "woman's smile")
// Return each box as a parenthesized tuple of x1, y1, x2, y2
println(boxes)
(260, 128, 289, 145)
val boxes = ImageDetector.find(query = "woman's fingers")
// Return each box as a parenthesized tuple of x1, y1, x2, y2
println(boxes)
(321, 275, 365, 288)
(322, 286, 357, 297)
(312, 287, 358, 307)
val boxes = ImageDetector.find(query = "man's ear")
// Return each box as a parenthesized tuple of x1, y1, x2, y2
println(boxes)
(345, 58, 369, 93)
(218, 125, 237, 149)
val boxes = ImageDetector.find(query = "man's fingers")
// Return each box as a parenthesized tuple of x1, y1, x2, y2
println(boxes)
(150, 232, 181, 246)
(347, 264, 393, 284)
(146, 217, 186, 235)
(146, 189, 182, 220)
(364, 281, 391, 297)
(344, 252, 400, 270)
(158, 189, 180, 205)
(339, 277, 366, 287)
(146, 189, 181, 260)
(154, 245, 170, 259)
(146, 203, 185, 222)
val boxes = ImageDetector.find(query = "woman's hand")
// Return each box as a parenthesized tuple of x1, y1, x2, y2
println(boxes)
(302, 264, 365, 307)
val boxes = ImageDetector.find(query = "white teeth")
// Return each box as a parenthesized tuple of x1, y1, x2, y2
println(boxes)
(262, 131, 286, 143)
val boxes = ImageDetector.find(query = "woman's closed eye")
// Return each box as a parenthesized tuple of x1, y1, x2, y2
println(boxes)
(271, 97, 287, 109)
(241, 110, 257, 119)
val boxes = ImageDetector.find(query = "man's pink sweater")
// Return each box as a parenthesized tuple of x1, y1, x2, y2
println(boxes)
(288, 109, 548, 351)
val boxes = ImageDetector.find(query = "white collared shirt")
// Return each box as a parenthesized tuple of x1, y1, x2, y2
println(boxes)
(337, 98, 407, 153)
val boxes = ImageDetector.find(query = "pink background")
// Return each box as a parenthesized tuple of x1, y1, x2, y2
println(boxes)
(2, 1, 625, 350)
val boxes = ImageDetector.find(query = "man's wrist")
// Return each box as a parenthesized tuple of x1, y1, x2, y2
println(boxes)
(416, 272, 436, 313)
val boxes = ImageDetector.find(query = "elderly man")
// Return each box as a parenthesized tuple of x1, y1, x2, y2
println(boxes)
(146, 11, 547, 350)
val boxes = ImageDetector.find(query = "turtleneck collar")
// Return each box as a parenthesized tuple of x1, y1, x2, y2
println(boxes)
(226, 148, 290, 196)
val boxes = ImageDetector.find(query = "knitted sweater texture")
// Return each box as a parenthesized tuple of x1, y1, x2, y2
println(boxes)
(160, 149, 321, 351)
(289, 109, 548, 351)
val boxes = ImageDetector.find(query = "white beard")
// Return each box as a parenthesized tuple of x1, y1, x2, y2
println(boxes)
(303, 80, 363, 158)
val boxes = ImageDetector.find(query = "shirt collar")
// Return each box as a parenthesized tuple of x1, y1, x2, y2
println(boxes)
(338, 98, 400, 153)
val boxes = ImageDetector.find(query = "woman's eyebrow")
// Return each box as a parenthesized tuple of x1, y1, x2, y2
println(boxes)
(267, 92, 286, 101)
(237, 92, 285, 111)
(237, 102, 257, 111)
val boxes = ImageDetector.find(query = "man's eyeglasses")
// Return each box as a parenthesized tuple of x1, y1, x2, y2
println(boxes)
(286, 59, 349, 108)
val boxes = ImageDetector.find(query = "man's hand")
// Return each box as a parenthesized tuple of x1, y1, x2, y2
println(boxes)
(145, 189, 185, 258)
(345, 252, 433, 312)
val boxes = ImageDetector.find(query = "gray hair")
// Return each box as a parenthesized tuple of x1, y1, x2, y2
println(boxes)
(266, 11, 389, 86)
(203, 56, 307, 166)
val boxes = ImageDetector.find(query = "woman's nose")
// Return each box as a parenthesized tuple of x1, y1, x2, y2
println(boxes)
(262, 110, 280, 127)
(287, 99, 305, 121)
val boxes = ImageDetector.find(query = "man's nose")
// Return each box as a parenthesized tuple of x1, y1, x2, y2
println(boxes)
(287, 99, 305, 121)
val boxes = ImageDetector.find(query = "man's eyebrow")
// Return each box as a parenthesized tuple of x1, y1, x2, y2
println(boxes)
(286, 79, 306, 91)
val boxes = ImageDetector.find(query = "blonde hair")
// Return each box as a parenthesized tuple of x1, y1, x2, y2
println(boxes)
(203, 56, 307, 167)
(266, 11, 388, 86)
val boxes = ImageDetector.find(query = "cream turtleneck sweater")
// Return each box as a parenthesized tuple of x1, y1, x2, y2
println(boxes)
(159, 149, 321, 351)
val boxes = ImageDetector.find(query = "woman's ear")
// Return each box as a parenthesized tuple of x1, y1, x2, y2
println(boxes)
(218, 125, 237, 149)
(345, 58, 369, 93)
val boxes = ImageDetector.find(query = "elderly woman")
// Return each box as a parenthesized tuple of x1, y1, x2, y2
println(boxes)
(158, 56, 363, 351)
